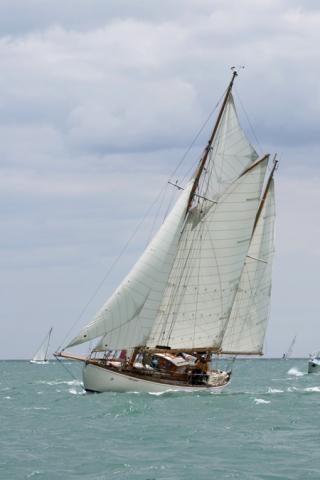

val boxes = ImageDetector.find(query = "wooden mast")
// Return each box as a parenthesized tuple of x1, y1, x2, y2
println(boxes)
(252, 155, 278, 235)
(186, 70, 238, 212)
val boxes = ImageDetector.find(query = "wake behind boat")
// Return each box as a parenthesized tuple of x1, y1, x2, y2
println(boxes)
(31, 327, 53, 364)
(55, 70, 277, 393)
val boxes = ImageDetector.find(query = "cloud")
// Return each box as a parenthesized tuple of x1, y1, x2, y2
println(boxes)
(0, 1, 320, 357)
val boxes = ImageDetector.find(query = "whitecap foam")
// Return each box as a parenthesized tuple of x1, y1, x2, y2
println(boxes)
(26, 471, 42, 478)
(288, 367, 305, 377)
(254, 398, 270, 404)
(39, 379, 82, 386)
(68, 387, 85, 395)
(287, 386, 298, 392)
(304, 386, 320, 392)
(268, 388, 284, 394)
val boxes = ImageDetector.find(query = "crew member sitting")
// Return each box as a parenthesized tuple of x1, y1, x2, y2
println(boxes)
(191, 355, 209, 385)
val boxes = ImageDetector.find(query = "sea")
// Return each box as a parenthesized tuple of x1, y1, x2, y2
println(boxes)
(1, 358, 319, 480)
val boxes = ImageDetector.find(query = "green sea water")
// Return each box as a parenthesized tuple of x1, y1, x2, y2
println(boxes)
(1, 359, 319, 480)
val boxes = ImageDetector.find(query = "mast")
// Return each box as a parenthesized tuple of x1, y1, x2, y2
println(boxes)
(186, 70, 238, 211)
(252, 156, 278, 235)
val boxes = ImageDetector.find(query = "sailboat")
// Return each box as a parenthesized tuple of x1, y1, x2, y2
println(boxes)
(55, 71, 277, 393)
(30, 327, 53, 364)
(282, 335, 296, 360)
(308, 352, 320, 373)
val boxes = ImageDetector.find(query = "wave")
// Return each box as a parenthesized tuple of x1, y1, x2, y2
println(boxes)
(267, 388, 284, 393)
(304, 386, 320, 392)
(254, 398, 270, 404)
(68, 387, 85, 395)
(287, 367, 305, 377)
(38, 379, 83, 386)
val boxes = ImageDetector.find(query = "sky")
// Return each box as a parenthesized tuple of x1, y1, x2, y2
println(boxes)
(1, 0, 320, 359)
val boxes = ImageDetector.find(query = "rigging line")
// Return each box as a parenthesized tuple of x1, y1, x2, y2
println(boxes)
(169, 92, 225, 183)
(55, 355, 82, 386)
(159, 220, 196, 344)
(233, 85, 263, 155)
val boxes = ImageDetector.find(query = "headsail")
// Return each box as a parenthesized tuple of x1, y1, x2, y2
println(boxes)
(67, 184, 193, 350)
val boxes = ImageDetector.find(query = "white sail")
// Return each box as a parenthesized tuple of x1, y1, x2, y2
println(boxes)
(67, 183, 193, 350)
(202, 93, 259, 201)
(31, 328, 52, 363)
(146, 157, 268, 350)
(283, 335, 296, 359)
(220, 180, 275, 354)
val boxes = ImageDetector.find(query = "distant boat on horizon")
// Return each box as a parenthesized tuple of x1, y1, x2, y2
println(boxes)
(282, 335, 296, 360)
(30, 327, 53, 364)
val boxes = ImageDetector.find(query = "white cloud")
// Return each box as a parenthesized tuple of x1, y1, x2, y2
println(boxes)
(0, 0, 319, 357)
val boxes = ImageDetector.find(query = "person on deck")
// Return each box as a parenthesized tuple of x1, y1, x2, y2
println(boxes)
(191, 355, 209, 385)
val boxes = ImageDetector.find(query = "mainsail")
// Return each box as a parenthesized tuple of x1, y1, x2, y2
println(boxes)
(220, 178, 276, 354)
(66, 72, 276, 358)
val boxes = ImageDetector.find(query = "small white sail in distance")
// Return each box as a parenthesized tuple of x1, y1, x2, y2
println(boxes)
(282, 335, 297, 359)
(30, 327, 53, 364)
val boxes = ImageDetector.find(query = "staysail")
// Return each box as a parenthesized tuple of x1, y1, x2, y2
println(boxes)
(67, 183, 193, 350)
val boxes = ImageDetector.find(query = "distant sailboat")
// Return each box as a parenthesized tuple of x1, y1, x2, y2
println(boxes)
(30, 328, 53, 364)
(282, 335, 296, 360)
(56, 70, 277, 393)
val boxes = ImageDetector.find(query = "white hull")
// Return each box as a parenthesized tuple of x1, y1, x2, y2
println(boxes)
(83, 363, 230, 393)
(308, 358, 320, 374)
